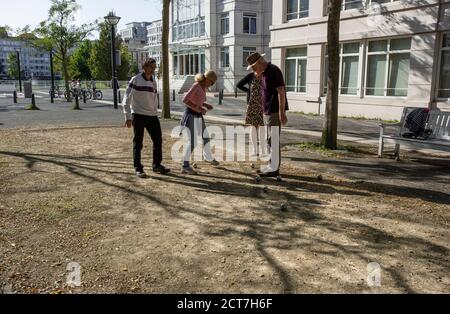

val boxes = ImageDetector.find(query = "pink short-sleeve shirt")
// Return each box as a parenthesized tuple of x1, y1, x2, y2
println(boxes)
(183, 83, 206, 108)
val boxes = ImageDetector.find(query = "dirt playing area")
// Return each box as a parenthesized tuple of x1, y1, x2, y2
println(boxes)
(0, 121, 449, 293)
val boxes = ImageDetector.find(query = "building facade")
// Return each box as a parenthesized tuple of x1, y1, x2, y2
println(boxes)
(120, 22, 152, 71)
(0, 39, 52, 80)
(146, 19, 163, 68)
(270, 0, 450, 119)
(169, 0, 273, 91)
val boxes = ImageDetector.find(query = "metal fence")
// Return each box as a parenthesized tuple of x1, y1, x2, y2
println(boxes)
(0, 80, 130, 90)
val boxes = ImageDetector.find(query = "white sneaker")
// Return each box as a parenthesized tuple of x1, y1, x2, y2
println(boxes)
(181, 166, 198, 175)
(258, 164, 276, 174)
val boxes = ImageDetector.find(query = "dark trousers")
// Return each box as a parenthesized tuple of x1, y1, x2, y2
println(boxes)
(133, 114, 163, 172)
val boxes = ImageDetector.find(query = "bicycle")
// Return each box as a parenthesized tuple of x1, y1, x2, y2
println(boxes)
(49, 85, 64, 98)
(91, 88, 103, 100)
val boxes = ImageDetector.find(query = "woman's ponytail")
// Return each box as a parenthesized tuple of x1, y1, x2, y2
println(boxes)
(195, 73, 206, 83)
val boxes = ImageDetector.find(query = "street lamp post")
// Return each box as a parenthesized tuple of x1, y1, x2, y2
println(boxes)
(104, 12, 121, 110)
(15, 48, 22, 93)
(50, 49, 55, 103)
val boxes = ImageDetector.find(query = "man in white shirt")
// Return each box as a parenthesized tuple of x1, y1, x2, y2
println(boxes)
(123, 58, 170, 178)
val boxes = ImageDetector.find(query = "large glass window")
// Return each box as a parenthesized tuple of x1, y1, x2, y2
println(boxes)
(173, 51, 205, 76)
(243, 13, 257, 34)
(287, 0, 309, 21)
(221, 47, 230, 68)
(366, 38, 411, 97)
(242, 47, 256, 67)
(323, 42, 361, 95)
(220, 13, 229, 35)
(285, 47, 307, 93)
(343, 0, 364, 10)
(172, 0, 205, 42)
(438, 33, 450, 98)
(327, 0, 399, 12)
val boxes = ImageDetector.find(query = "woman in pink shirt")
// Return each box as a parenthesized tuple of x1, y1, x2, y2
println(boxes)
(181, 70, 220, 175)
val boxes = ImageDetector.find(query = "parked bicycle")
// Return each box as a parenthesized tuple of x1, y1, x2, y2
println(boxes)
(64, 88, 92, 101)
(49, 85, 64, 98)
(91, 88, 103, 100)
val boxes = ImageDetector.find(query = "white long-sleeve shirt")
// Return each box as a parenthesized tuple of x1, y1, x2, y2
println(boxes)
(122, 73, 159, 120)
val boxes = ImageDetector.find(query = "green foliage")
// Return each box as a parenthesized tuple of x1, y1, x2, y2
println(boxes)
(0, 26, 11, 38)
(89, 22, 131, 81)
(34, 0, 95, 100)
(129, 61, 139, 77)
(7, 53, 19, 78)
(89, 22, 114, 80)
(117, 45, 132, 80)
(70, 40, 92, 80)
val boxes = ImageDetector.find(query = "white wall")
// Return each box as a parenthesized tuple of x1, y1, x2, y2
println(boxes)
(270, 0, 450, 119)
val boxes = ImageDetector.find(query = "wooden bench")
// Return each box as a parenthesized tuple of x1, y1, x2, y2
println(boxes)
(378, 107, 450, 159)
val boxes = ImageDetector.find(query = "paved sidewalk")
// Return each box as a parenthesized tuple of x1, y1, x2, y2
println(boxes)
(1, 92, 449, 157)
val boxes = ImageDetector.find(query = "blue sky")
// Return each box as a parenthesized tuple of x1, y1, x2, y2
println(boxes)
(1, 0, 162, 37)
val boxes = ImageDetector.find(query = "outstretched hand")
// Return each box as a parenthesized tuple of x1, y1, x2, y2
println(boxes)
(204, 103, 214, 111)
(124, 120, 132, 128)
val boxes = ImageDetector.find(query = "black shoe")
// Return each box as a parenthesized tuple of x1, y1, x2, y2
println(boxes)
(136, 171, 148, 178)
(153, 165, 171, 175)
(259, 170, 279, 178)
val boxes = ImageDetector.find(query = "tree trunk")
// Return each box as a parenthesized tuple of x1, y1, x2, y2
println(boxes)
(161, 0, 171, 119)
(62, 52, 72, 104)
(321, 0, 342, 149)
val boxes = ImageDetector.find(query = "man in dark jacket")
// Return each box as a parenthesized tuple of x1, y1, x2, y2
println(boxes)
(245, 52, 288, 177)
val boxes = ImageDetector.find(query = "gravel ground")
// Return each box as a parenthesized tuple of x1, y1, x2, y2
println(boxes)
(0, 121, 449, 294)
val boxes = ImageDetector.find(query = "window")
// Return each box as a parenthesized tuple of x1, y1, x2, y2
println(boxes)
(287, 0, 309, 20)
(438, 33, 450, 98)
(370, 0, 399, 4)
(285, 47, 307, 93)
(243, 13, 257, 34)
(327, 0, 399, 12)
(324, 42, 361, 95)
(242, 47, 256, 67)
(366, 38, 411, 97)
(172, 16, 205, 42)
(221, 47, 230, 68)
(220, 13, 229, 35)
(343, 0, 364, 10)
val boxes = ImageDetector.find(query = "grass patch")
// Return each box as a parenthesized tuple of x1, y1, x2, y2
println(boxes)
(340, 115, 399, 124)
(297, 142, 375, 157)
(291, 112, 399, 123)
(25, 104, 40, 110)
(292, 111, 321, 117)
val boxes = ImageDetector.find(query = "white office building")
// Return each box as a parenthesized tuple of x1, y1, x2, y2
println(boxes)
(146, 19, 163, 68)
(169, 0, 273, 92)
(0, 39, 51, 79)
(270, 0, 450, 119)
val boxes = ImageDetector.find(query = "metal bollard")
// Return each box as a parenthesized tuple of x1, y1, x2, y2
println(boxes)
(50, 89, 54, 104)
(83, 91, 87, 103)
(118, 90, 122, 103)
(172, 89, 176, 102)
(157, 94, 160, 109)
(235, 87, 237, 98)
(13, 91, 17, 104)
(31, 94, 38, 110)
(219, 90, 223, 105)
(75, 94, 79, 107)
